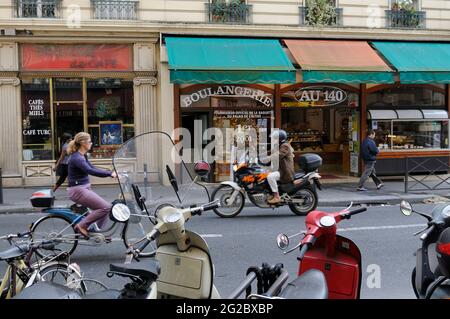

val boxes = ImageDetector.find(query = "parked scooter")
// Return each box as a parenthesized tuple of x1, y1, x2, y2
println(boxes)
(400, 200, 450, 299)
(211, 154, 322, 217)
(276, 203, 368, 299)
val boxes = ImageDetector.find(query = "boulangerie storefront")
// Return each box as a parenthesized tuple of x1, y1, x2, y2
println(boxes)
(165, 37, 296, 182)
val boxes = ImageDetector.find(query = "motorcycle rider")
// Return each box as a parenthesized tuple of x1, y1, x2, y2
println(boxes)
(267, 129, 295, 204)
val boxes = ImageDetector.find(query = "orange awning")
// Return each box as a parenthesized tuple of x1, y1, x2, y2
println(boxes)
(284, 40, 395, 83)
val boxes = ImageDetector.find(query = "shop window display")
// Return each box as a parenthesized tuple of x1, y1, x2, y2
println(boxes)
(21, 78, 135, 161)
(87, 79, 134, 158)
(280, 86, 359, 175)
(21, 78, 52, 161)
(371, 120, 449, 150)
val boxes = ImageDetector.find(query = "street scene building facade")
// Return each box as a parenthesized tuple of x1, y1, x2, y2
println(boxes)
(1, 0, 450, 186)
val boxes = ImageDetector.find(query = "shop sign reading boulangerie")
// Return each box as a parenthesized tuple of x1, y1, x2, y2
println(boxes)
(21, 44, 133, 71)
(182, 86, 273, 107)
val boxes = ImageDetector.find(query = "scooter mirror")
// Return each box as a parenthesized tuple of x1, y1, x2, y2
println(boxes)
(400, 200, 413, 216)
(276, 234, 289, 250)
(194, 161, 211, 177)
(111, 203, 131, 223)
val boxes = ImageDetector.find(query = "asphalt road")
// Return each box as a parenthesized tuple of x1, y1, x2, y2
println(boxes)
(0, 203, 433, 299)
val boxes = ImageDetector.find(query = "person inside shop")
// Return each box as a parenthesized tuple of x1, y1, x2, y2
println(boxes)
(267, 129, 295, 204)
(66, 132, 117, 238)
(357, 130, 384, 192)
(52, 133, 72, 192)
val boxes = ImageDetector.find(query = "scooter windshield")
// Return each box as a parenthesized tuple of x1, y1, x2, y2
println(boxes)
(112, 131, 210, 216)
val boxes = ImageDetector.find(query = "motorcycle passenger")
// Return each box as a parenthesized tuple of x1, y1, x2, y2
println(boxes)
(66, 132, 117, 238)
(267, 129, 295, 204)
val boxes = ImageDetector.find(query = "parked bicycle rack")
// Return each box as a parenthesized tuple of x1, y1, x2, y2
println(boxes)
(404, 156, 450, 193)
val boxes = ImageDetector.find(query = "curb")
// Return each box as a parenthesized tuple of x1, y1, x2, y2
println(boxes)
(0, 195, 443, 215)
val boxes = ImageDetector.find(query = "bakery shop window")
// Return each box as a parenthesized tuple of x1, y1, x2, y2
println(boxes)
(281, 85, 360, 175)
(368, 109, 449, 150)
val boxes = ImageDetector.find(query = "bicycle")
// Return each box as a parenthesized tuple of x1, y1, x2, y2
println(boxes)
(0, 231, 85, 299)
(29, 171, 157, 259)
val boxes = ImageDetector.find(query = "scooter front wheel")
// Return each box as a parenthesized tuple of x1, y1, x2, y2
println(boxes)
(211, 185, 245, 218)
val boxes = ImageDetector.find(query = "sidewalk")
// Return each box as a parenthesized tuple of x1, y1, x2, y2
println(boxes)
(1, 179, 449, 214)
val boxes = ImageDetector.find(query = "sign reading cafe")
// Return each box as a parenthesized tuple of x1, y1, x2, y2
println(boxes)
(182, 86, 273, 107)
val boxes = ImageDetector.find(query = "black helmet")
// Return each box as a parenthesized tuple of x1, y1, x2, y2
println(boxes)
(271, 129, 288, 143)
(436, 227, 450, 277)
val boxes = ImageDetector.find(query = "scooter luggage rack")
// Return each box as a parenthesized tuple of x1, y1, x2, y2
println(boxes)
(226, 265, 289, 299)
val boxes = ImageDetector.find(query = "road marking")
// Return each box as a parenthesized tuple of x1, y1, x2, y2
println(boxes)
(337, 224, 426, 232)
(201, 234, 223, 238)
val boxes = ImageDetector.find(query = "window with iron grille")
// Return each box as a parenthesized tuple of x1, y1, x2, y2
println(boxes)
(299, 0, 342, 27)
(206, 0, 252, 24)
(15, 0, 61, 18)
(386, 0, 426, 29)
(91, 0, 139, 20)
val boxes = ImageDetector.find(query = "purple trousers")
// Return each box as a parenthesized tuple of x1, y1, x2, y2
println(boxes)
(67, 184, 111, 229)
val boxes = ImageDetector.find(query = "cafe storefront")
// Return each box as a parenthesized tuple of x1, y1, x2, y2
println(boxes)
(0, 41, 158, 187)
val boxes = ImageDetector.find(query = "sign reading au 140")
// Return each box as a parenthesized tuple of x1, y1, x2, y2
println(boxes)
(294, 86, 347, 107)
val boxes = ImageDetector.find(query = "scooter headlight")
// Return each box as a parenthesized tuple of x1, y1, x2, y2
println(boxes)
(319, 216, 336, 227)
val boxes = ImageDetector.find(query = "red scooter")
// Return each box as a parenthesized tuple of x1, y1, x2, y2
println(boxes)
(277, 203, 367, 299)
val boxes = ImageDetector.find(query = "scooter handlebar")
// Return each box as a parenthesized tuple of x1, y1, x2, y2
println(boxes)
(190, 200, 221, 215)
(297, 244, 309, 261)
(341, 207, 367, 219)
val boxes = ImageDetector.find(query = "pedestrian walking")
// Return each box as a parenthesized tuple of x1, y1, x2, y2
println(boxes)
(357, 130, 384, 191)
(52, 133, 72, 192)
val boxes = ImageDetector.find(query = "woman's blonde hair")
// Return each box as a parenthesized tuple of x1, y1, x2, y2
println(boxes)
(67, 132, 91, 155)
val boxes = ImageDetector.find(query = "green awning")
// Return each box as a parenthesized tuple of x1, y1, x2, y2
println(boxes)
(372, 42, 450, 84)
(165, 37, 296, 84)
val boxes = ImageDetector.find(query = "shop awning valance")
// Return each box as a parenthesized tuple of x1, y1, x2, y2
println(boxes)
(165, 37, 296, 84)
(368, 109, 449, 120)
(372, 42, 450, 84)
(284, 40, 395, 84)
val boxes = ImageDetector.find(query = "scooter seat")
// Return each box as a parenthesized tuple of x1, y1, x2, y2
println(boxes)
(109, 259, 161, 282)
(279, 270, 328, 299)
(14, 281, 82, 299)
(0, 243, 29, 261)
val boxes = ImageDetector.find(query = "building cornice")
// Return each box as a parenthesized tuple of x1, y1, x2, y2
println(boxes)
(1, 19, 450, 41)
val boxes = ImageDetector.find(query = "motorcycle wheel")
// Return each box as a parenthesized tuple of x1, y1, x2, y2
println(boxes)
(211, 185, 245, 218)
(288, 185, 318, 216)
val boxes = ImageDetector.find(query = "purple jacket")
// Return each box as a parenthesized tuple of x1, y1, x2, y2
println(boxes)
(68, 152, 111, 187)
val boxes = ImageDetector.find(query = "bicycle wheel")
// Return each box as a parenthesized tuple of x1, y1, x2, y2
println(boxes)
(31, 215, 78, 258)
(122, 211, 156, 257)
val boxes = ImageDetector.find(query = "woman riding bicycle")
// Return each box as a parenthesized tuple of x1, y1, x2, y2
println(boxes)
(66, 132, 117, 238)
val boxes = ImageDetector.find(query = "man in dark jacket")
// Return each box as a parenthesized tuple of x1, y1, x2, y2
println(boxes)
(357, 130, 384, 191)
(267, 129, 295, 204)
